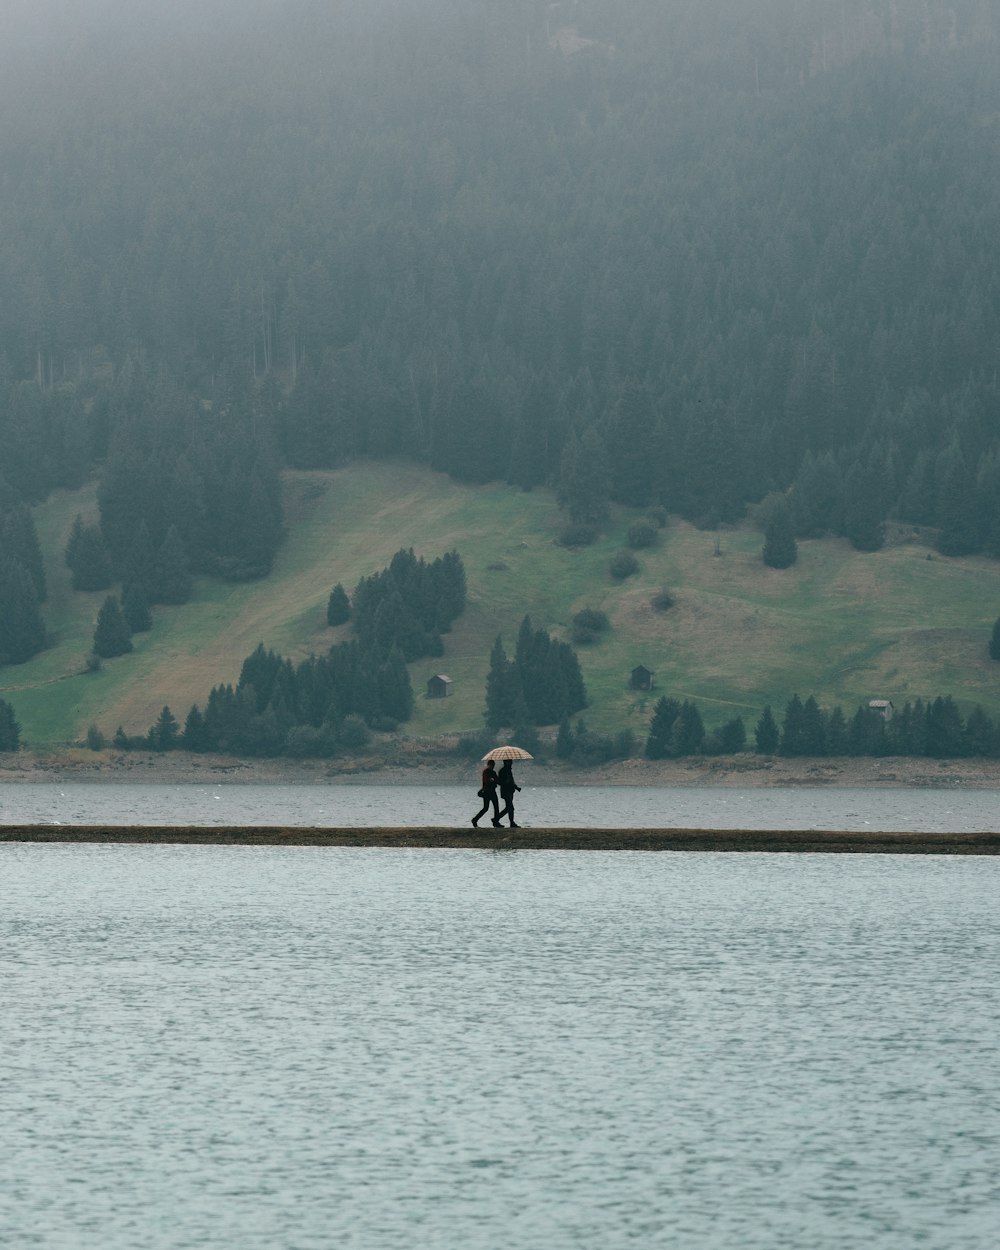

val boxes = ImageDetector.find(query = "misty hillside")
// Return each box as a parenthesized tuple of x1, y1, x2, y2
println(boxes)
(2, 0, 1000, 743)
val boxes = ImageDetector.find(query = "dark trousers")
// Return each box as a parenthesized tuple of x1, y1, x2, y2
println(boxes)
(473, 787, 499, 824)
(497, 790, 516, 825)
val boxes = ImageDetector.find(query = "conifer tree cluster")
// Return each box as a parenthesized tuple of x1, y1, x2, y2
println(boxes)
(644, 689, 1000, 761)
(0, 501, 47, 665)
(117, 550, 466, 756)
(95, 368, 283, 585)
(485, 617, 587, 730)
(351, 549, 466, 661)
(758, 693, 1000, 759)
(644, 698, 723, 759)
(148, 640, 412, 758)
(4, 3, 1000, 566)
(64, 516, 113, 591)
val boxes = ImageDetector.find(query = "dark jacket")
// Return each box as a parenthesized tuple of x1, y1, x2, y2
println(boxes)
(497, 763, 519, 795)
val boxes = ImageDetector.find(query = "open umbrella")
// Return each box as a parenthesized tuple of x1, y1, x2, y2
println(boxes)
(481, 744, 534, 761)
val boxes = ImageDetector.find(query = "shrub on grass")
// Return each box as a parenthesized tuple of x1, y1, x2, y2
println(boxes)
(627, 522, 657, 550)
(609, 550, 639, 580)
(571, 608, 610, 644)
(651, 588, 675, 612)
(558, 523, 599, 548)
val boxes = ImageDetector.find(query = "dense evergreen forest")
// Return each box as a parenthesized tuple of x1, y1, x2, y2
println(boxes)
(2, 0, 1000, 672)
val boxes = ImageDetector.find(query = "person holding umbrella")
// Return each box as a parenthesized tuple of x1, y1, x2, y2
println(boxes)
(496, 759, 521, 828)
(472, 759, 501, 828)
(475, 745, 532, 829)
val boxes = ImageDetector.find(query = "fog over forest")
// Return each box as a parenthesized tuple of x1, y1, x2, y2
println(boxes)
(1, 1, 1000, 687)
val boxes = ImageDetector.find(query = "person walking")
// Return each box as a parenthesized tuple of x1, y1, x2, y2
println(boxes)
(496, 760, 521, 828)
(472, 759, 501, 827)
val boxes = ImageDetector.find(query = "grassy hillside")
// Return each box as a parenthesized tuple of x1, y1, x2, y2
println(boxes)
(5, 462, 1000, 748)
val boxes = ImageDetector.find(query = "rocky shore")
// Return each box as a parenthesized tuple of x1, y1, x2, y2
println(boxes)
(3, 747, 1000, 789)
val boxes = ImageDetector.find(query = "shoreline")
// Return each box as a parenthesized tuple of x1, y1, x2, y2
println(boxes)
(3, 825, 999, 853)
(3, 749, 1000, 789)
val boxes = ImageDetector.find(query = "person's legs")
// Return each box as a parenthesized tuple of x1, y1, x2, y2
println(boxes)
(490, 790, 501, 826)
(472, 796, 490, 826)
(498, 792, 517, 826)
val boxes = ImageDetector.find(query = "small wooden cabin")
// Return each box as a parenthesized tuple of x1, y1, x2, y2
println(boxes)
(426, 674, 454, 699)
(630, 665, 655, 692)
(869, 699, 895, 722)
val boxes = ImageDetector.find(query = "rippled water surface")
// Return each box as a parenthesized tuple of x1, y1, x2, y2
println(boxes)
(2, 845, 998, 1249)
(2, 781, 1000, 830)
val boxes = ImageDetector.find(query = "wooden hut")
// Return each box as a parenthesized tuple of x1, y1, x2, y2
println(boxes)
(869, 699, 895, 722)
(426, 674, 454, 699)
(630, 665, 655, 691)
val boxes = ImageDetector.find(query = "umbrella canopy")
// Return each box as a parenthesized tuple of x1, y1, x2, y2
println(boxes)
(482, 744, 534, 761)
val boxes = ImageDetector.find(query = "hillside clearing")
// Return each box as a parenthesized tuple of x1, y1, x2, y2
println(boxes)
(4, 462, 1000, 747)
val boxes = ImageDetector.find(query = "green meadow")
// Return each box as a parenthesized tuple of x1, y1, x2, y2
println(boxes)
(5, 461, 1000, 748)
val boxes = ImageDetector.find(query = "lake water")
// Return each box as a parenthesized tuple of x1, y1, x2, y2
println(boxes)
(2, 844, 999, 1249)
(1, 781, 999, 831)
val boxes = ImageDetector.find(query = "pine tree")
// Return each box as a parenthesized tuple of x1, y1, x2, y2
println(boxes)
(2, 505, 46, 602)
(122, 582, 152, 633)
(182, 705, 208, 752)
(377, 646, 414, 723)
(925, 696, 965, 758)
(935, 443, 979, 557)
(710, 716, 746, 754)
(963, 705, 996, 757)
(92, 595, 133, 658)
(826, 706, 848, 755)
(792, 452, 843, 538)
(148, 705, 179, 751)
(555, 641, 587, 717)
(65, 514, 84, 569)
(846, 705, 887, 757)
(673, 701, 705, 756)
(485, 634, 519, 729)
(800, 696, 827, 755)
(65, 516, 114, 592)
(557, 425, 610, 525)
(645, 696, 681, 759)
(0, 556, 47, 664)
(780, 694, 806, 756)
(990, 617, 1000, 662)
(608, 379, 657, 507)
(120, 520, 157, 599)
(0, 698, 21, 751)
(843, 459, 885, 552)
(762, 499, 797, 569)
(754, 705, 780, 754)
(154, 525, 192, 604)
(327, 583, 351, 626)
